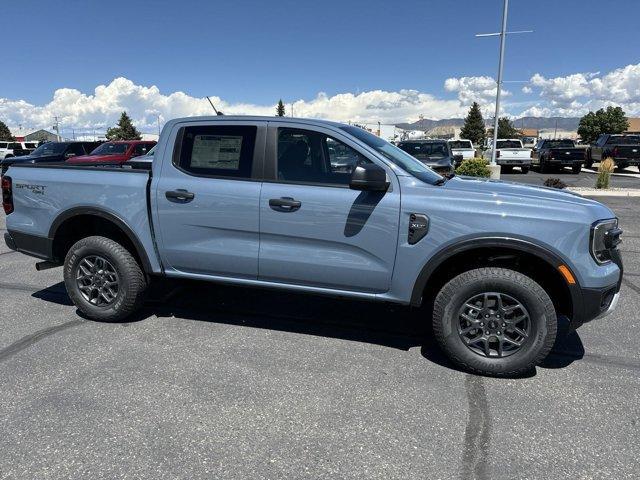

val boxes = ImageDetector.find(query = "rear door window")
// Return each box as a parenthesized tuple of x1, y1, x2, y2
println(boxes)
(175, 125, 256, 178)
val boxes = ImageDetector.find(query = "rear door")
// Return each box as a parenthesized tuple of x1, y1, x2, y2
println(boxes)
(154, 120, 266, 278)
(258, 122, 400, 293)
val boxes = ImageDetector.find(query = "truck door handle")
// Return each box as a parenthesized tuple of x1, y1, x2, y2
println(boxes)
(165, 189, 195, 202)
(269, 197, 301, 212)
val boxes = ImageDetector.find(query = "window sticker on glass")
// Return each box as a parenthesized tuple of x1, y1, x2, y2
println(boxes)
(191, 135, 243, 169)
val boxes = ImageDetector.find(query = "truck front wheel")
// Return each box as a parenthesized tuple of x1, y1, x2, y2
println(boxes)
(432, 267, 557, 377)
(64, 236, 147, 322)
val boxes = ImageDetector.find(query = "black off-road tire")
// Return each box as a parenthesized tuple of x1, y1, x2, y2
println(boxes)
(540, 158, 550, 173)
(572, 163, 581, 174)
(520, 166, 530, 174)
(64, 236, 147, 322)
(432, 267, 557, 377)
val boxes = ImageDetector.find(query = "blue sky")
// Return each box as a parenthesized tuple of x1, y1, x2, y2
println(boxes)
(2, 0, 640, 132)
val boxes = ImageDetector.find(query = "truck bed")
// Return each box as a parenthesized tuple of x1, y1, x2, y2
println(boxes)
(4, 163, 161, 272)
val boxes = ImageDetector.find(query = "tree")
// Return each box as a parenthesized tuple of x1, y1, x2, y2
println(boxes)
(577, 106, 629, 144)
(0, 120, 14, 140)
(460, 102, 486, 146)
(276, 99, 286, 117)
(106, 112, 142, 140)
(496, 117, 520, 139)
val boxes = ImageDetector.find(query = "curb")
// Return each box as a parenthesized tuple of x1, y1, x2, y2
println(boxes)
(567, 188, 640, 197)
(581, 167, 640, 178)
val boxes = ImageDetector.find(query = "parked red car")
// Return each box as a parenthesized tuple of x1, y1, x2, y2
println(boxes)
(66, 140, 156, 165)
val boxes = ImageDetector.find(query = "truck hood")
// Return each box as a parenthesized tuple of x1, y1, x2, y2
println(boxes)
(431, 175, 617, 223)
(67, 154, 129, 164)
(442, 175, 600, 208)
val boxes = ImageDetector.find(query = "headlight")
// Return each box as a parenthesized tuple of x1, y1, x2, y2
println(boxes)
(590, 219, 622, 264)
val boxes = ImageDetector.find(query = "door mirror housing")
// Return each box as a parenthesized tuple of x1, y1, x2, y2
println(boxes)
(349, 164, 389, 191)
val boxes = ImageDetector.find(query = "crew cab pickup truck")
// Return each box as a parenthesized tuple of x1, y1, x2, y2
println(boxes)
(2, 116, 623, 377)
(66, 140, 156, 165)
(484, 139, 532, 173)
(531, 139, 585, 174)
(585, 134, 640, 170)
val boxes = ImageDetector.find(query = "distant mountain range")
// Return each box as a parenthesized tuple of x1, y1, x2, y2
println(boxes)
(396, 117, 581, 131)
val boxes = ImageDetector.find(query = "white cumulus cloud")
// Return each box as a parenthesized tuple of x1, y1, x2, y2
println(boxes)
(0, 77, 467, 135)
(444, 76, 510, 106)
(522, 63, 640, 116)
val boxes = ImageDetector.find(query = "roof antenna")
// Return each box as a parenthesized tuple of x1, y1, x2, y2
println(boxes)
(206, 96, 224, 115)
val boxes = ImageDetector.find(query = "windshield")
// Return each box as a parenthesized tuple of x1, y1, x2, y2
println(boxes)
(398, 142, 449, 158)
(339, 126, 443, 184)
(143, 145, 155, 156)
(496, 140, 522, 149)
(449, 140, 472, 149)
(30, 143, 68, 157)
(546, 140, 575, 148)
(90, 143, 129, 155)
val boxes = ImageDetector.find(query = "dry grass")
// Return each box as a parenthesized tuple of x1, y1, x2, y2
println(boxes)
(596, 157, 615, 189)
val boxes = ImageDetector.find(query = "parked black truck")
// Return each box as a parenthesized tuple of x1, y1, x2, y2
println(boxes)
(531, 139, 585, 174)
(585, 134, 640, 170)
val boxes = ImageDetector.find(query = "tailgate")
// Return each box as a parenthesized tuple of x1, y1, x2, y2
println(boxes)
(551, 148, 584, 160)
(498, 148, 530, 158)
(615, 145, 640, 158)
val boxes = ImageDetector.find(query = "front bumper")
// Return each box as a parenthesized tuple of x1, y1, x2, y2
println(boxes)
(570, 249, 622, 329)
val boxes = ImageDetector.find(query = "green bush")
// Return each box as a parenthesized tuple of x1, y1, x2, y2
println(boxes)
(455, 158, 491, 178)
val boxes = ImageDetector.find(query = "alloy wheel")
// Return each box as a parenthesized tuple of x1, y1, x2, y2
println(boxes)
(457, 292, 531, 358)
(76, 255, 120, 306)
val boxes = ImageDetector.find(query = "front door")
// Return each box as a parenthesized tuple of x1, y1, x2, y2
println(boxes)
(258, 124, 400, 293)
(154, 121, 265, 278)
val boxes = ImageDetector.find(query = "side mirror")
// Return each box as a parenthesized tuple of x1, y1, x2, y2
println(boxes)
(349, 164, 389, 191)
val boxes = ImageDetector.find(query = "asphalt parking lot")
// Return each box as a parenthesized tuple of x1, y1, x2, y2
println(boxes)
(1, 196, 639, 479)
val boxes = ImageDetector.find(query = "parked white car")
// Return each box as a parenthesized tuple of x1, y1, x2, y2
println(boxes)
(448, 139, 475, 166)
(0, 141, 28, 160)
(484, 139, 532, 173)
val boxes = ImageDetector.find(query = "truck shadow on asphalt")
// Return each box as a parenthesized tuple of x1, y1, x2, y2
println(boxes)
(32, 279, 584, 377)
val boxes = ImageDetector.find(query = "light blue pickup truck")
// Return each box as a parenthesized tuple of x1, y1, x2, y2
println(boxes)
(2, 116, 623, 376)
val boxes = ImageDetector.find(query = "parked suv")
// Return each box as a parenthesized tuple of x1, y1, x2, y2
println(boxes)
(586, 134, 640, 170)
(1, 141, 102, 175)
(0, 141, 30, 161)
(3, 116, 623, 377)
(396, 139, 459, 174)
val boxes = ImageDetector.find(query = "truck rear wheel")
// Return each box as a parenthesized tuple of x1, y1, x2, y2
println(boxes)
(432, 267, 557, 377)
(64, 236, 147, 322)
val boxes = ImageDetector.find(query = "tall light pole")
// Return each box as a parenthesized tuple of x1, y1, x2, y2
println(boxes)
(476, 0, 532, 173)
